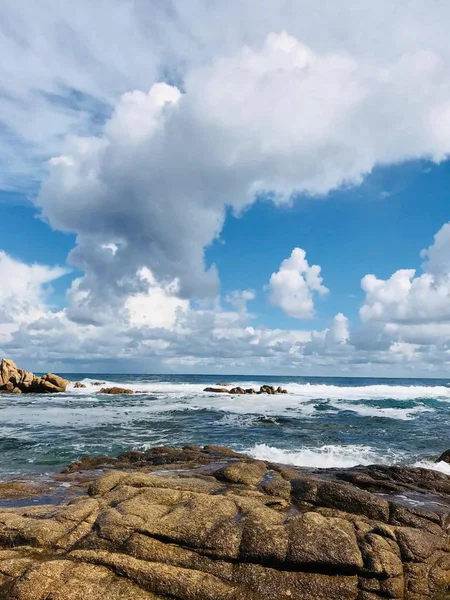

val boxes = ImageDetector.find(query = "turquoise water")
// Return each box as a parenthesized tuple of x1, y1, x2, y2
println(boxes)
(0, 374, 449, 479)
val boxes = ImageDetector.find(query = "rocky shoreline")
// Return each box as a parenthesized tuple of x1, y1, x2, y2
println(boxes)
(0, 446, 449, 598)
(0, 358, 68, 394)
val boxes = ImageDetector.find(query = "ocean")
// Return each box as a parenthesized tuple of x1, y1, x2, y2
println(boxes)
(1, 374, 450, 480)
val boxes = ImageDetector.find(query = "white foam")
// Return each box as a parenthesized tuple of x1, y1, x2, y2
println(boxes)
(413, 460, 450, 475)
(246, 443, 400, 468)
(66, 379, 450, 401)
(277, 382, 450, 401)
(329, 402, 433, 420)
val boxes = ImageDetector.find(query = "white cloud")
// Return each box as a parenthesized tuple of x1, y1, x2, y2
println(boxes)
(0, 251, 67, 342)
(5, 3, 450, 375)
(2, 243, 450, 377)
(225, 290, 256, 313)
(360, 222, 450, 325)
(268, 248, 328, 319)
(126, 268, 189, 328)
(32, 24, 450, 322)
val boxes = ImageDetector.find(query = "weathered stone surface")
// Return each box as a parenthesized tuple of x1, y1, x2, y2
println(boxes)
(0, 446, 450, 598)
(0, 358, 68, 394)
(203, 387, 229, 393)
(213, 460, 267, 486)
(73, 382, 86, 388)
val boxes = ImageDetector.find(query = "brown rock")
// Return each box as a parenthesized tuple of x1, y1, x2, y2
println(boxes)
(0, 359, 68, 394)
(213, 460, 267, 486)
(74, 382, 86, 388)
(203, 387, 229, 393)
(98, 387, 134, 395)
(287, 512, 364, 570)
(0, 446, 450, 599)
(229, 387, 246, 394)
(0, 358, 18, 387)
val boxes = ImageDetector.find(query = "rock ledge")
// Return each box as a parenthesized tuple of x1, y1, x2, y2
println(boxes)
(0, 445, 450, 598)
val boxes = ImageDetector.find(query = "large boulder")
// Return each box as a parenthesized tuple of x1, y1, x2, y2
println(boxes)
(0, 358, 68, 394)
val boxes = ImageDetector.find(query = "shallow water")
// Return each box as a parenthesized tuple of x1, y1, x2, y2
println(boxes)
(1, 374, 450, 480)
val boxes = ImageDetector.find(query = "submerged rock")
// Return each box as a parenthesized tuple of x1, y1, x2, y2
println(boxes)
(98, 387, 134, 395)
(1, 446, 450, 598)
(73, 382, 86, 388)
(0, 358, 68, 394)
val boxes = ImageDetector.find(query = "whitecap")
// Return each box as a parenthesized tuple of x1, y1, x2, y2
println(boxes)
(246, 442, 402, 468)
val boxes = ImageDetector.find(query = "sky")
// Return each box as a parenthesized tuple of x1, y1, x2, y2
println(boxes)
(1, 0, 450, 376)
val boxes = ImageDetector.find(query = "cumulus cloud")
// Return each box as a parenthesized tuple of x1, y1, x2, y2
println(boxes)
(3, 248, 450, 377)
(30, 23, 450, 321)
(0, 251, 67, 342)
(360, 222, 450, 325)
(4, 0, 450, 189)
(268, 248, 328, 319)
(5, 2, 450, 374)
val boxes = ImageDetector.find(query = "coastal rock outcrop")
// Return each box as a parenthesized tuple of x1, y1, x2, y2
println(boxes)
(98, 387, 134, 395)
(0, 358, 68, 394)
(1, 446, 450, 598)
(204, 385, 288, 394)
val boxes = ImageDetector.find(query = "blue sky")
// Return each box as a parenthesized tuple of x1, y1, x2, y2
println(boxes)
(1, 1, 450, 375)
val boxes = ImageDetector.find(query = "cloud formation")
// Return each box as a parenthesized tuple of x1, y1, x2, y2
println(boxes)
(35, 26, 450, 323)
(0, 251, 67, 343)
(3, 3, 450, 374)
(268, 248, 328, 319)
(360, 222, 450, 325)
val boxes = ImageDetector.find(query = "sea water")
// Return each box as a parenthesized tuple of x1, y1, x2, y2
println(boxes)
(0, 374, 449, 479)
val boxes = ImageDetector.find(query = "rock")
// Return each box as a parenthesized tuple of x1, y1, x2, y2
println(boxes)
(0, 359, 18, 387)
(205, 384, 288, 395)
(73, 382, 86, 389)
(1, 445, 450, 599)
(213, 460, 268, 486)
(216, 382, 232, 386)
(98, 387, 134, 395)
(437, 449, 450, 464)
(0, 358, 68, 394)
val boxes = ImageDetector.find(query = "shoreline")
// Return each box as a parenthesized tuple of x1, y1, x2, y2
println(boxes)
(0, 445, 449, 598)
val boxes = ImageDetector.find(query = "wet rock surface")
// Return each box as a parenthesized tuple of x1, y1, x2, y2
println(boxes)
(204, 385, 288, 395)
(0, 446, 450, 598)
